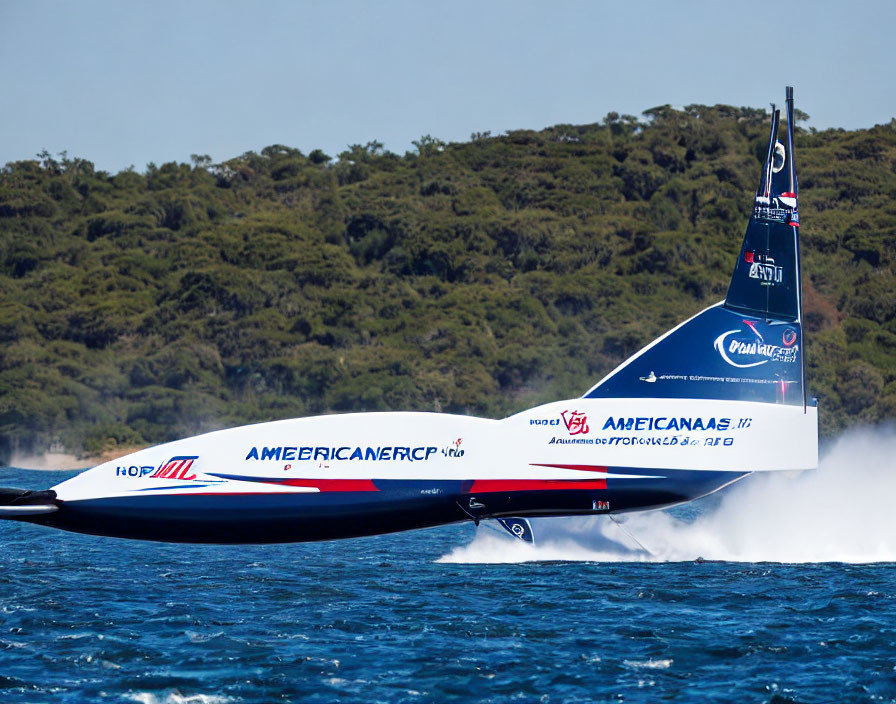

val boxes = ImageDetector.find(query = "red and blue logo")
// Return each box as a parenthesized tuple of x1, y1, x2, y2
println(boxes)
(150, 456, 199, 481)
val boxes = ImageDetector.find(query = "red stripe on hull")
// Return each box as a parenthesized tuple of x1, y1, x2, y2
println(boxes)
(276, 479, 379, 492)
(469, 479, 607, 492)
(171, 491, 310, 496)
(529, 463, 608, 473)
(177, 480, 378, 496)
(196, 478, 379, 492)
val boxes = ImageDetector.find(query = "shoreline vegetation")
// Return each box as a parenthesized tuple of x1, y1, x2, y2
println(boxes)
(0, 105, 893, 464)
(6, 445, 147, 471)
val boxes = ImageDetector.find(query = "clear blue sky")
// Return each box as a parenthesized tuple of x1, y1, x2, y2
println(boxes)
(2, 0, 894, 173)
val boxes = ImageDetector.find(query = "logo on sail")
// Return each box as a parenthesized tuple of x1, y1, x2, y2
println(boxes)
(745, 251, 783, 285)
(713, 321, 798, 368)
(772, 141, 786, 173)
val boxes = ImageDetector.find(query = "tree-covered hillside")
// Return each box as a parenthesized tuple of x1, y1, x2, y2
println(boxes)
(0, 105, 893, 462)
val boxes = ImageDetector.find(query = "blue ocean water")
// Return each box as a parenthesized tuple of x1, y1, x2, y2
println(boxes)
(2, 428, 895, 703)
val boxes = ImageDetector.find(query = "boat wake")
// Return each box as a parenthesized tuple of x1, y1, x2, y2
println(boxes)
(439, 425, 896, 564)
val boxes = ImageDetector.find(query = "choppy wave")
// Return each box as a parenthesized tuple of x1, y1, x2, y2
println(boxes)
(1, 436, 895, 703)
(440, 425, 896, 564)
(128, 693, 233, 704)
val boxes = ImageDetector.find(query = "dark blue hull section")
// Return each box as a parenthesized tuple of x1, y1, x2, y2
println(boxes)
(30, 469, 748, 543)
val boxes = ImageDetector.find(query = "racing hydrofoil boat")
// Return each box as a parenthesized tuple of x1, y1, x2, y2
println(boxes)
(0, 88, 817, 544)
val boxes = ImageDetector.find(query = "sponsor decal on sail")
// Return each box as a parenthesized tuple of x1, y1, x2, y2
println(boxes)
(745, 251, 783, 285)
(753, 190, 798, 225)
(714, 320, 798, 369)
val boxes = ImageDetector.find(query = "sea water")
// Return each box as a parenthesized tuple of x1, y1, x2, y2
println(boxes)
(1, 427, 894, 703)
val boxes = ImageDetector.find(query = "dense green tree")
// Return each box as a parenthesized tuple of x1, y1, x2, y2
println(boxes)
(0, 107, 893, 462)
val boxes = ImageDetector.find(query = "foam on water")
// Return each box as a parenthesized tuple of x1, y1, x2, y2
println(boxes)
(440, 425, 896, 564)
(128, 692, 233, 704)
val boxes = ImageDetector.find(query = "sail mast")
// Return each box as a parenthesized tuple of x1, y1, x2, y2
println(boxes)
(785, 86, 807, 411)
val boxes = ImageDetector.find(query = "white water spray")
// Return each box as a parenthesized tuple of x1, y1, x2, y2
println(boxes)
(439, 426, 896, 564)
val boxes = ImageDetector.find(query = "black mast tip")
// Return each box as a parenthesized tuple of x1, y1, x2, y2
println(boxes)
(786, 86, 793, 100)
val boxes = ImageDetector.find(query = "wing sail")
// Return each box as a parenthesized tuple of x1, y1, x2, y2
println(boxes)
(725, 86, 801, 322)
(584, 88, 808, 408)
